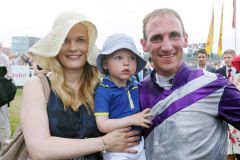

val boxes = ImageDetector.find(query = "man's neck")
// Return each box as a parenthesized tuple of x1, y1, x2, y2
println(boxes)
(199, 64, 206, 69)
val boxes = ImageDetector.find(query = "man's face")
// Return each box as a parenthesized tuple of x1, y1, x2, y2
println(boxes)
(223, 53, 234, 67)
(197, 53, 207, 66)
(141, 14, 188, 76)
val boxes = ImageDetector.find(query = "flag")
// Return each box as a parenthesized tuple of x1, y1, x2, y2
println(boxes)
(218, 2, 224, 57)
(233, 0, 236, 28)
(206, 7, 214, 55)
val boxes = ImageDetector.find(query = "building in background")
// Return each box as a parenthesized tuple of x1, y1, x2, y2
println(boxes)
(11, 36, 40, 55)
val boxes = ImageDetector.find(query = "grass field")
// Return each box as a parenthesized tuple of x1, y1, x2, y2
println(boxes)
(8, 87, 22, 135)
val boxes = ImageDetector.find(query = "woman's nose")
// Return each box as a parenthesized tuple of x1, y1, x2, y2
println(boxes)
(69, 41, 77, 51)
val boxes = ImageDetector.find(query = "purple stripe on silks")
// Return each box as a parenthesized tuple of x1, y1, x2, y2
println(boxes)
(218, 81, 240, 130)
(139, 66, 204, 111)
(144, 78, 224, 137)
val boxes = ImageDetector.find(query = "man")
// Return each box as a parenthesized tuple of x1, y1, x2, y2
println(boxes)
(216, 50, 240, 160)
(139, 8, 240, 160)
(216, 49, 237, 79)
(192, 48, 216, 73)
(0, 47, 12, 150)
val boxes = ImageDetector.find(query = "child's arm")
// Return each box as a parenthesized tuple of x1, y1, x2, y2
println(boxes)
(96, 108, 152, 133)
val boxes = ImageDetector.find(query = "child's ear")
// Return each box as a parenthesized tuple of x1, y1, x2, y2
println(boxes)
(102, 60, 108, 70)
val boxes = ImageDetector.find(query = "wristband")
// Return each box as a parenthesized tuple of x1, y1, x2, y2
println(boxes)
(101, 137, 106, 154)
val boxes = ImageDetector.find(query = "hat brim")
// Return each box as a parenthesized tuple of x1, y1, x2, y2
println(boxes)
(97, 45, 146, 74)
(28, 20, 98, 66)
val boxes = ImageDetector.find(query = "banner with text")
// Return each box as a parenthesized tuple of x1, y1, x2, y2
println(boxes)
(11, 65, 30, 86)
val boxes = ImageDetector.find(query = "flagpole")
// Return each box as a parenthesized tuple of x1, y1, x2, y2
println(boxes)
(233, 0, 237, 52)
(206, 1, 214, 60)
(217, 0, 224, 57)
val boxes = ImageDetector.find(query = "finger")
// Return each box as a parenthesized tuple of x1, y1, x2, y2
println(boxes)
(116, 127, 131, 133)
(123, 148, 138, 154)
(143, 108, 151, 113)
(127, 135, 140, 143)
(141, 123, 150, 128)
(126, 130, 140, 137)
(143, 119, 153, 125)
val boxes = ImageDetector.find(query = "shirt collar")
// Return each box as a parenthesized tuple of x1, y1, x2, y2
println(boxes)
(101, 75, 137, 88)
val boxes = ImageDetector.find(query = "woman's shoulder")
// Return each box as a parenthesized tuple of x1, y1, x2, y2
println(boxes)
(23, 75, 51, 96)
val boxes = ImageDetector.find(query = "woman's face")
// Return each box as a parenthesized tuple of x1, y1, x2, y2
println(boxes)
(58, 23, 89, 71)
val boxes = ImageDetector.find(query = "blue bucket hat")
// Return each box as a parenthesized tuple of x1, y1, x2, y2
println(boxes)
(97, 33, 146, 74)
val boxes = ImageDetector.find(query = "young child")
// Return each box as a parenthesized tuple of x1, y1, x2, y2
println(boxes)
(94, 33, 152, 160)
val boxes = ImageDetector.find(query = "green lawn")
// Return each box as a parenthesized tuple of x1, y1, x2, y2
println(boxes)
(8, 88, 22, 135)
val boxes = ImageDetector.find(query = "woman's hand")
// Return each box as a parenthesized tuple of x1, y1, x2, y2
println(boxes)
(102, 127, 140, 153)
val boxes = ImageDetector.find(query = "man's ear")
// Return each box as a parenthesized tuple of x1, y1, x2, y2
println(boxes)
(140, 39, 148, 52)
(183, 33, 188, 48)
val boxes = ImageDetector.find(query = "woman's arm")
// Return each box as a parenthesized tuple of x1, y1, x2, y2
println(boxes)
(96, 108, 152, 133)
(21, 77, 139, 160)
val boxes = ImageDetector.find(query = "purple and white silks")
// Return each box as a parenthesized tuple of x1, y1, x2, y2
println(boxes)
(139, 63, 240, 160)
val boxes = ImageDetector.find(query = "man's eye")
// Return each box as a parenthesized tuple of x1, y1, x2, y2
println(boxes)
(150, 35, 162, 42)
(170, 32, 181, 39)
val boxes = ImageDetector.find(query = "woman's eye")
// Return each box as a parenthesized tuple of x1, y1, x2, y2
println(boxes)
(77, 38, 86, 42)
(63, 39, 70, 44)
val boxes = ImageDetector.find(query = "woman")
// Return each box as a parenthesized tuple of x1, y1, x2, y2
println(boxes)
(227, 55, 240, 160)
(0, 53, 12, 150)
(21, 11, 139, 160)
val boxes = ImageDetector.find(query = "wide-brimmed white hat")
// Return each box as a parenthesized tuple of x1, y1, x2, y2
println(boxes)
(28, 11, 99, 66)
(97, 33, 146, 74)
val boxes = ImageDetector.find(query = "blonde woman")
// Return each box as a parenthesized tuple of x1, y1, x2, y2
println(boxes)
(21, 11, 140, 160)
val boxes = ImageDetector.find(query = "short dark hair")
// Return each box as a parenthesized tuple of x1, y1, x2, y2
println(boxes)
(197, 49, 207, 56)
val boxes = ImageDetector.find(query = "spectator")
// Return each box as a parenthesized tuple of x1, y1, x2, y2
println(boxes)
(216, 49, 237, 80)
(0, 51, 12, 150)
(191, 48, 216, 73)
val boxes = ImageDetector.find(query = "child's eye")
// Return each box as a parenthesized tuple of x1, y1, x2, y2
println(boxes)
(129, 56, 136, 61)
(114, 56, 122, 60)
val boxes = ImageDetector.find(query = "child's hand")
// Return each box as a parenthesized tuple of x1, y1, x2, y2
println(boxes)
(129, 108, 153, 128)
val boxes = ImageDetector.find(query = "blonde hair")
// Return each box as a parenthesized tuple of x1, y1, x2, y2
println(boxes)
(29, 53, 100, 112)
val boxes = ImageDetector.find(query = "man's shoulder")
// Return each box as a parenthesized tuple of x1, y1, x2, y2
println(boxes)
(140, 75, 152, 85)
(206, 64, 216, 73)
(216, 66, 225, 72)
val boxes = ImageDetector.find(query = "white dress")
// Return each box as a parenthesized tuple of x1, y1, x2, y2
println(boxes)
(227, 73, 240, 154)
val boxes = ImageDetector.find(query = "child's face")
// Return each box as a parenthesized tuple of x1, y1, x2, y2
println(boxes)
(103, 49, 137, 86)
